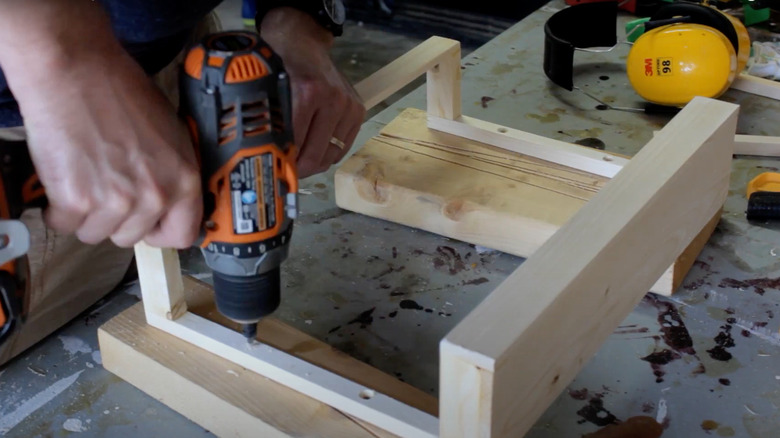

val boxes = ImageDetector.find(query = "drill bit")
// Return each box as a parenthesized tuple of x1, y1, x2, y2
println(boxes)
(242, 323, 258, 343)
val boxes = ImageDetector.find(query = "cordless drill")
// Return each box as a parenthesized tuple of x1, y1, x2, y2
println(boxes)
(0, 31, 296, 347)
(180, 31, 298, 342)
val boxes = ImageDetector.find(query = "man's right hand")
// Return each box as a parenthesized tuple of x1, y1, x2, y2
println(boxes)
(0, 0, 202, 249)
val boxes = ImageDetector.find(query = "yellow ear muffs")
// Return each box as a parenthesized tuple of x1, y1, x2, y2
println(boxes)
(624, 2, 752, 107)
(543, 2, 751, 110)
(627, 22, 737, 106)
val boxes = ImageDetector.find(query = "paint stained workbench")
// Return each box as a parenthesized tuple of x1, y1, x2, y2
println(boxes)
(4, 1, 780, 436)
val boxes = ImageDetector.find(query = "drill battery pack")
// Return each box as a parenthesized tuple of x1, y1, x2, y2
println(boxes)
(746, 172, 780, 221)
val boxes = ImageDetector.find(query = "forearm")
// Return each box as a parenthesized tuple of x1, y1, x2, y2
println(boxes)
(0, 0, 125, 99)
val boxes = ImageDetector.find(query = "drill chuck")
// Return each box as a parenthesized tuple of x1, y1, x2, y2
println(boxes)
(212, 268, 281, 324)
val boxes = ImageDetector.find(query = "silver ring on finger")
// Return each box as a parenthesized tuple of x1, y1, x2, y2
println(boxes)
(329, 136, 346, 150)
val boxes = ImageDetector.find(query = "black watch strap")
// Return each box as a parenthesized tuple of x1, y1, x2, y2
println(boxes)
(255, 0, 345, 37)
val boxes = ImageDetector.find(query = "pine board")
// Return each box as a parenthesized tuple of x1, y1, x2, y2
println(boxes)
(439, 96, 738, 437)
(335, 108, 719, 296)
(98, 276, 437, 438)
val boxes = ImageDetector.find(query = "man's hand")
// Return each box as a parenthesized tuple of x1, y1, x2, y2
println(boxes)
(260, 8, 366, 178)
(0, 1, 202, 249)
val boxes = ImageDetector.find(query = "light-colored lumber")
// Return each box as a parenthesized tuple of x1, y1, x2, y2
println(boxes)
(671, 210, 722, 289)
(654, 130, 780, 157)
(181, 276, 438, 416)
(439, 97, 738, 438)
(101, 275, 437, 437)
(732, 72, 780, 100)
(425, 42, 461, 119)
(134, 241, 187, 321)
(142, 312, 435, 437)
(734, 134, 780, 156)
(354, 36, 460, 116)
(132, 247, 438, 438)
(99, 302, 399, 438)
(335, 108, 718, 296)
(335, 108, 607, 257)
(427, 115, 627, 178)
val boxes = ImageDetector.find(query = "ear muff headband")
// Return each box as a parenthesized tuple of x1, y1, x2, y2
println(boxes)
(543, 1, 619, 91)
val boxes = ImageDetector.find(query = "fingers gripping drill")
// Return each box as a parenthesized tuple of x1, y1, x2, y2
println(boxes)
(0, 30, 298, 347)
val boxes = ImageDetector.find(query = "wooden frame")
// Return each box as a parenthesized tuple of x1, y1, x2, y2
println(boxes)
(130, 244, 439, 438)
(334, 39, 730, 297)
(100, 37, 739, 437)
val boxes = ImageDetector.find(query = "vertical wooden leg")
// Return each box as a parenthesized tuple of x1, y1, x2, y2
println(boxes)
(426, 42, 462, 120)
(134, 242, 187, 322)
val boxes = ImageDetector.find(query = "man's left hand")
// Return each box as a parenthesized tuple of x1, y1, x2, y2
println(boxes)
(260, 8, 366, 178)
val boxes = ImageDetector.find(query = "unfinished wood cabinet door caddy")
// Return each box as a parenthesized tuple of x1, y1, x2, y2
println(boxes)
(99, 36, 742, 437)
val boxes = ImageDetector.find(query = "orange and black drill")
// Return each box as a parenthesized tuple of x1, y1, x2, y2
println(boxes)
(181, 31, 298, 342)
(0, 30, 296, 347)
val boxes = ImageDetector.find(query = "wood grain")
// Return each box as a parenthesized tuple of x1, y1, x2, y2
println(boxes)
(183, 276, 438, 417)
(335, 108, 718, 296)
(439, 97, 738, 438)
(99, 276, 439, 438)
(100, 303, 398, 438)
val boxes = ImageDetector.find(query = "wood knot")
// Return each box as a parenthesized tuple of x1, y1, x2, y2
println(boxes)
(355, 162, 389, 204)
(443, 199, 471, 221)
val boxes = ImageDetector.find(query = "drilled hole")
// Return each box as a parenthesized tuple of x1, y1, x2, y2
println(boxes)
(497, 127, 508, 134)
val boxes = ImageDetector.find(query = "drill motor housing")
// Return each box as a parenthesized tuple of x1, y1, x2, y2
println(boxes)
(181, 31, 298, 328)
